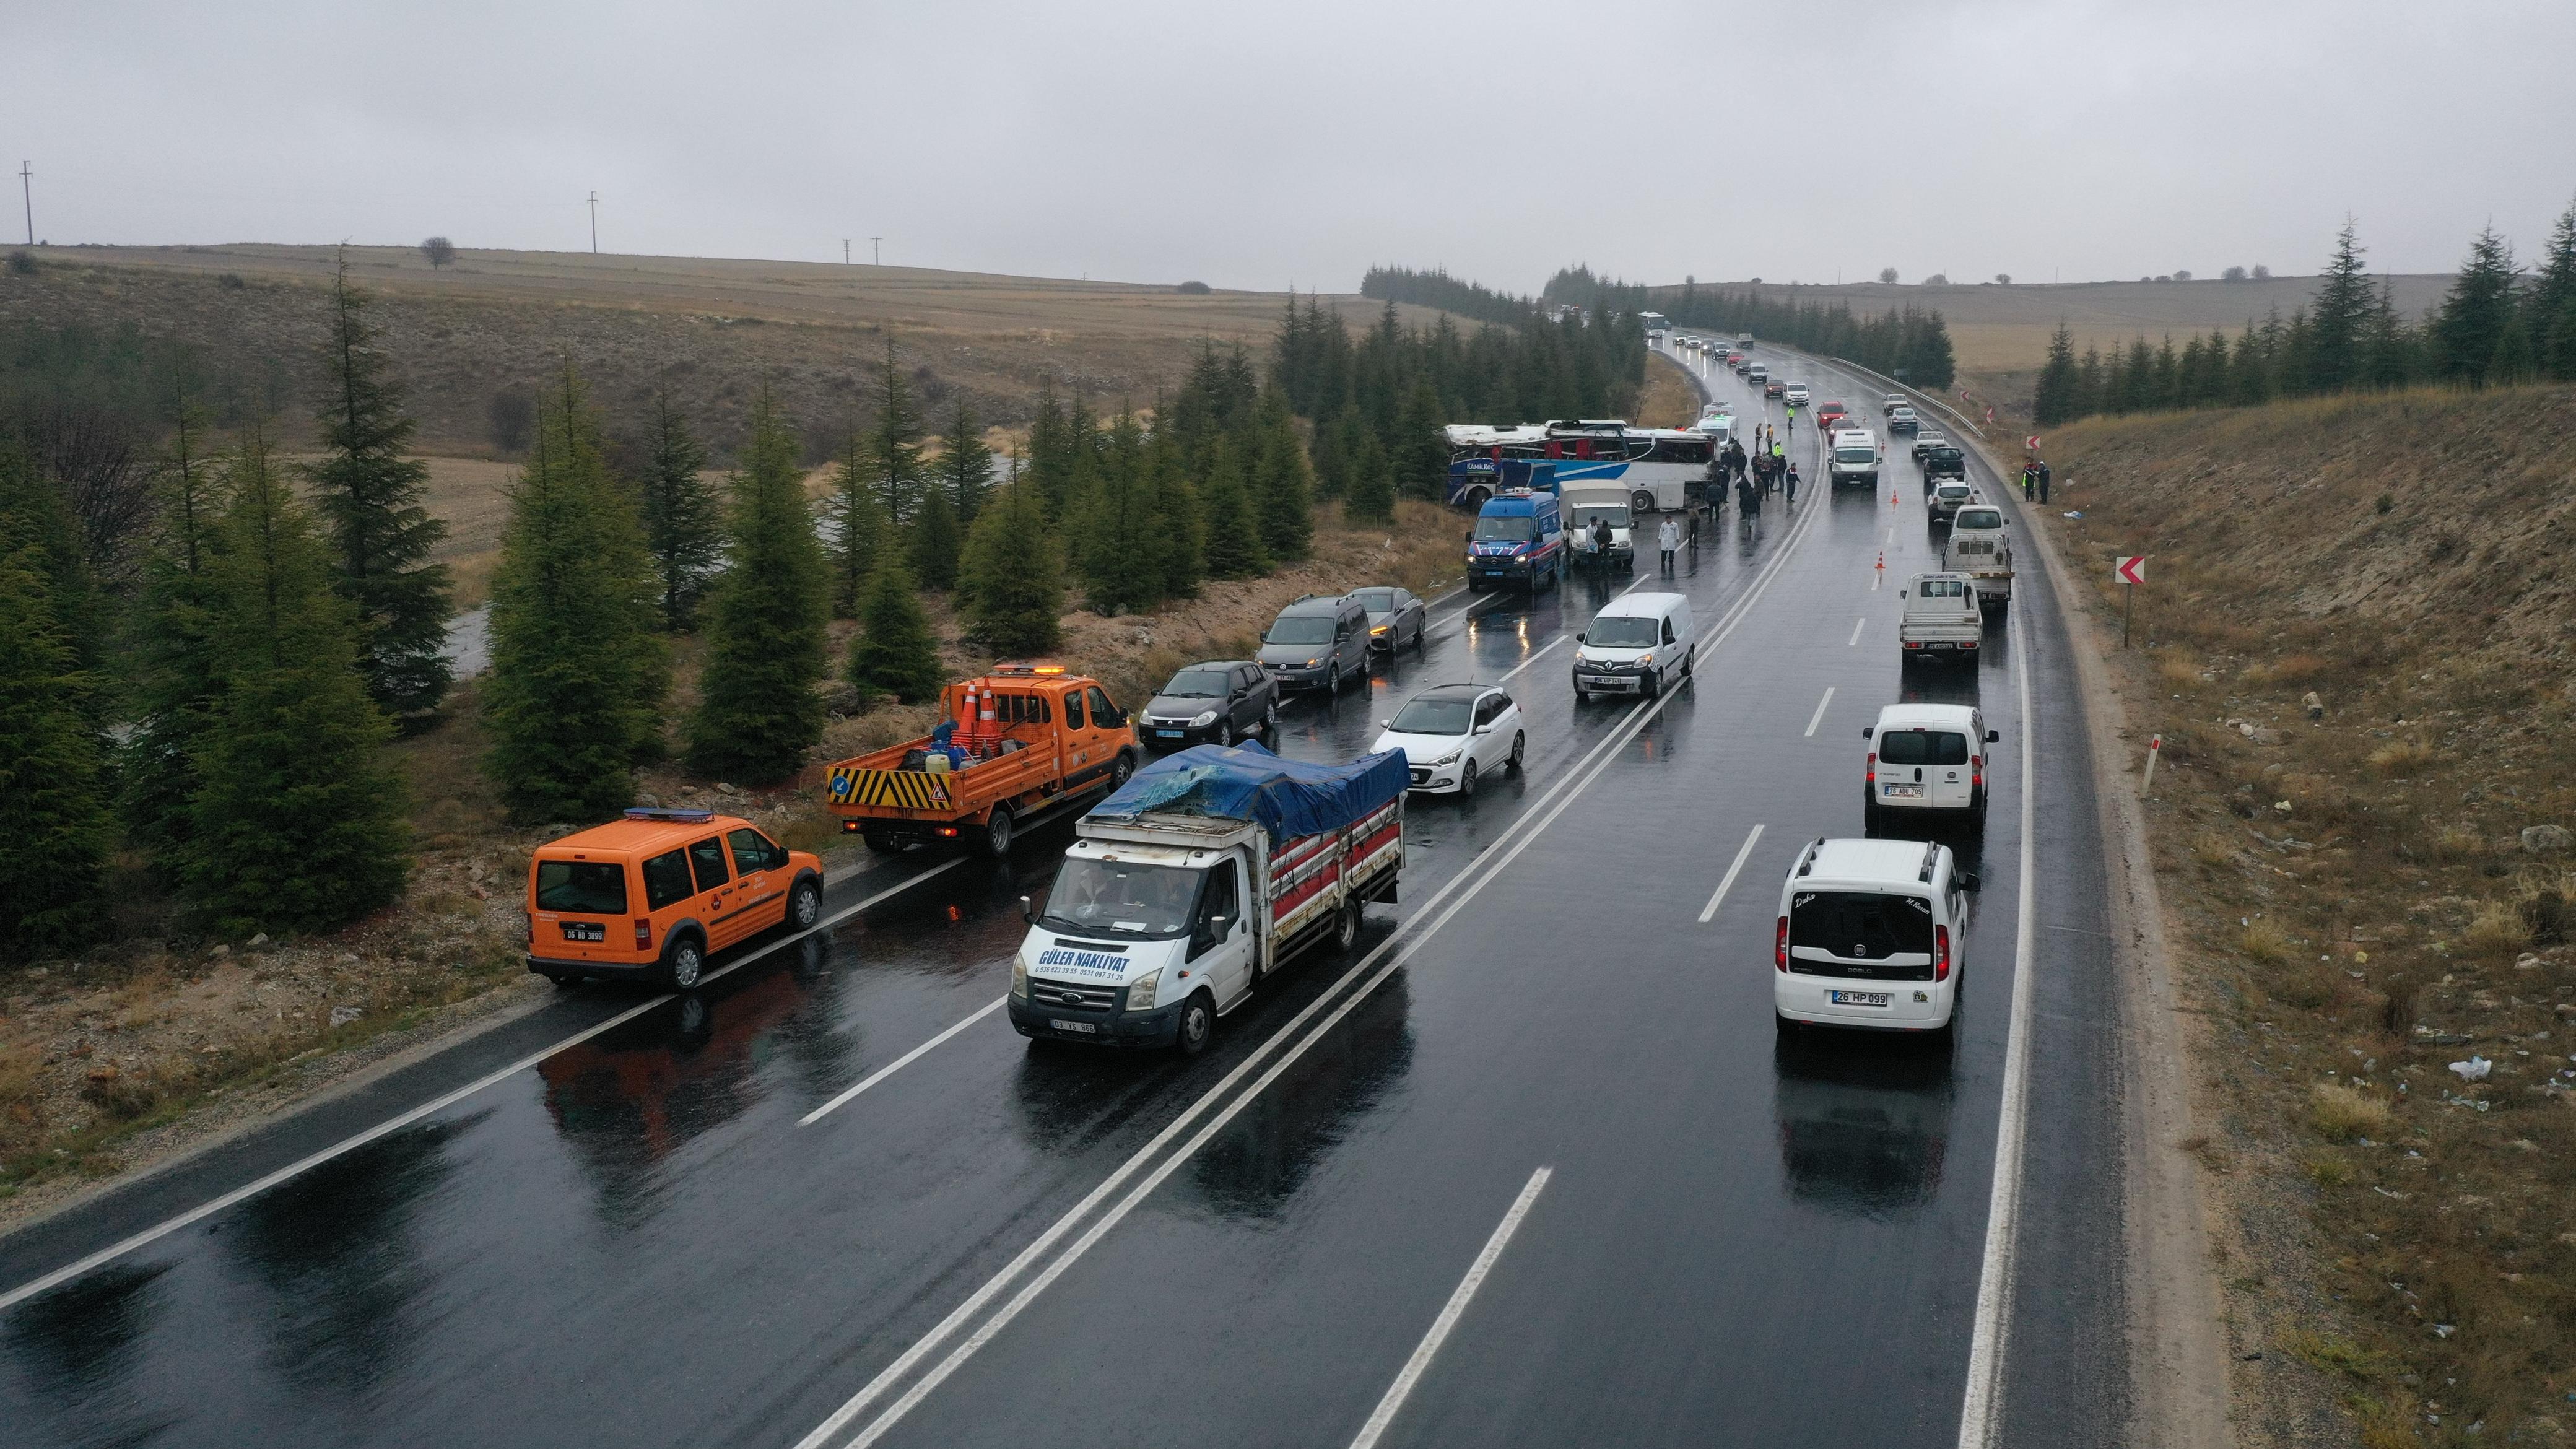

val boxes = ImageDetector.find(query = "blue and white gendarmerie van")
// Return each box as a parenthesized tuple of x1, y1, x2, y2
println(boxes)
(1466, 489, 1565, 593)
(1009, 742, 1406, 1056)
(1775, 838, 1978, 1040)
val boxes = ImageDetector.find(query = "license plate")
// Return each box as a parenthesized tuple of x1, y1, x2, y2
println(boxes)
(1830, 990, 1892, 1007)
(1882, 785, 1920, 798)
(1048, 1019, 1098, 1034)
(561, 922, 604, 942)
(1157, 729, 1183, 738)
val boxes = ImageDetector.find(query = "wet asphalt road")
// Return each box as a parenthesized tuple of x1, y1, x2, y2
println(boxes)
(0, 344, 2133, 1448)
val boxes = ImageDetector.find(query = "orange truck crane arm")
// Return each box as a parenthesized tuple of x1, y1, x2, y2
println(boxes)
(824, 665, 1139, 858)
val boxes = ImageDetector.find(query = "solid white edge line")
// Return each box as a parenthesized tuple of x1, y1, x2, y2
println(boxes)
(1695, 824, 1766, 925)
(1803, 685, 1835, 738)
(1955, 585, 2040, 1449)
(1346, 1166, 1554, 1449)
(0, 855, 965, 1313)
(1848, 616, 1866, 647)
(798, 996, 1007, 1127)
(797, 478, 1827, 1449)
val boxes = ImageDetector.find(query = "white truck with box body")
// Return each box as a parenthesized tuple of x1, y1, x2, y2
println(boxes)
(1009, 744, 1404, 1055)
(1561, 481, 1637, 571)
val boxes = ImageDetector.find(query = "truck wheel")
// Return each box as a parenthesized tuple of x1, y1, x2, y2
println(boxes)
(982, 805, 1016, 858)
(1333, 896, 1362, 955)
(789, 877, 822, 930)
(1175, 991, 1216, 1057)
(663, 934, 705, 991)
(862, 828, 902, 857)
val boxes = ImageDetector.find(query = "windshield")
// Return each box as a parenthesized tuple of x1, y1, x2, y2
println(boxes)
(1835, 448, 1878, 464)
(1930, 448, 1963, 463)
(536, 860, 628, 914)
(1570, 505, 1632, 529)
(1390, 697, 1473, 735)
(1586, 616, 1661, 649)
(1936, 484, 1971, 498)
(1040, 858, 1198, 939)
(1791, 890, 1933, 961)
(1474, 515, 1537, 542)
(1161, 669, 1230, 697)
(1264, 616, 1335, 646)
(1918, 579, 1970, 598)
(1352, 588, 1395, 611)
(1955, 509, 2003, 530)
(1878, 729, 1970, 765)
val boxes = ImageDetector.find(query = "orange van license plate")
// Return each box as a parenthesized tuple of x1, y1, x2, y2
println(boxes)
(560, 922, 606, 942)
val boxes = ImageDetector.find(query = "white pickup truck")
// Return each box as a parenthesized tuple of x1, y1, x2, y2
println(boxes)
(1009, 746, 1406, 1055)
(1562, 482, 1636, 571)
(1941, 503, 2013, 616)
(1899, 573, 1985, 668)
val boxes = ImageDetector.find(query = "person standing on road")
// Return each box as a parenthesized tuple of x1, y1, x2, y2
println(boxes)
(2037, 459, 2053, 503)
(1591, 513, 1614, 575)
(2021, 461, 2037, 500)
(1785, 461, 1800, 507)
(1736, 472, 1760, 536)
(1770, 440, 1786, 493)
(1658, 515, 1681, 572)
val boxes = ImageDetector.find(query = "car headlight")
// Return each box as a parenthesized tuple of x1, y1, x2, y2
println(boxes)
(1191, 710, 1218, 727)
(1371, 623, 1388, 635)
(1010, 957, 1029, 1001)
(1635, 650, 1653, 668)
(1432, 745, 1465, 766)
(1125, 967, 1162, 1012)
(1303, 658, 1320, 668)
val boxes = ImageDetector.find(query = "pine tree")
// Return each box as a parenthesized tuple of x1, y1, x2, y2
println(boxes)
(2531, 197, 2576, 382)
(1068, 408, 1162, 614)
(2032, 321, 2079, 424)
(1144, 425, 1203, 601)
(1248, 393, 1313, 561)
(121, 389, 227, 878)
(908, 485, 962, 590)
(1307, 401, 1352, 500)
(871, 338, 928, 524)
(0, 442, 108, 732)
(958, 471, 1063, 655)
(824, 422, 887, 619)
(2432, 226, 2522, 386)
(2307, 219, 2374, 394)
(846, 557, 944, 706)
(188, 425, 409, 937)
(1344, 432, 1396, 524)
(1198, 436, 1269, 579)
(1025, 386, 1076, 523)
(932, 399, 994, 523)
(1393, 378, 1449, 500)
(637, 389, 721, 630)
(482, 367, 668, 824)
(0, 531, 111, 957)
(307, 248, 452, 718)
(685, 398, 829, 784)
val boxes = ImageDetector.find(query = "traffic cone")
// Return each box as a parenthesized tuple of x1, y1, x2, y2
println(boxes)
(1876, 550, 1886, 574)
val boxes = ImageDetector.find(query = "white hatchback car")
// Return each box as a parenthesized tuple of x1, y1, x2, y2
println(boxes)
(1372, 684, 1526, 795)
(1775, 837, 1977, 1037)
(1863, 704, 1998, 829)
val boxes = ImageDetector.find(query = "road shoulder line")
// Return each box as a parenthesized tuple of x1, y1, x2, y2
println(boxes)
(1346, 1166, 1554, 1449)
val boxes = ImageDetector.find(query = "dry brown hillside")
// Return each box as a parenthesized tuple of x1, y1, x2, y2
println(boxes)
(0, 244, 1437, 458)
(2037, 385, 2576, 1447)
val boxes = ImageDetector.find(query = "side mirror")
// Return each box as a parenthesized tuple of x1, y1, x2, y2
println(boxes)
(1206, 914, 1230, 937)
(1961, 872, 1983, 892)
(1899, 590, 1907, 599)
(1019, 894, 1037, 926)
(1986, 729, 2001, 743)
(1377, 718, 1392, 729)
(1575, 631, 1586, 644)
(1463, 531, 1474, 542)
(1861, 726, 1874, 738)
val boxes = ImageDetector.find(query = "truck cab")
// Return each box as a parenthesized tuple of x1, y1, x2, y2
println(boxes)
(1011, 744, 1406, 1055)
(1467, 489, 1565, 593)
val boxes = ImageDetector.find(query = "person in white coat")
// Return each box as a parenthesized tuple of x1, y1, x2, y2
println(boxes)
(1657, 516, 1681, 572)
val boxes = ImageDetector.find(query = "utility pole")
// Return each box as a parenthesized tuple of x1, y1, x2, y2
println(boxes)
(870, 236, 881, 266)
(588, 191, 599, 254)
(843, 238, 850, 265)
(18, 162, 30, 246)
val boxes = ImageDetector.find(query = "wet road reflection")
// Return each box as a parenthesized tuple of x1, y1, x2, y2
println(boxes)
(1184, 975, 1414, 1220)
(1772, 1017, 1958, 1217)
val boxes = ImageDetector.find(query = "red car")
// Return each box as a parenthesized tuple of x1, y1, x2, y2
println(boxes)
(1816, 401, 1851, 432)
(1764, 379, 1786, 398)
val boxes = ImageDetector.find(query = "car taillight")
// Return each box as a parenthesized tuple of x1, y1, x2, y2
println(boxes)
(1934, 924, 1952, 982)
(1866, 752, 1877, 785)
(1775, 917, 1790, 972)
(1971, 755, 1982, 789)
(633, 918, 652, 951)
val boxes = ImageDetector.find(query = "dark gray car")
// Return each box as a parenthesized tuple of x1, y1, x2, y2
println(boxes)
(1137, 661, 1276, 751)
(1353, 586, 1428, 655)
(1258, 593, 1370, 692)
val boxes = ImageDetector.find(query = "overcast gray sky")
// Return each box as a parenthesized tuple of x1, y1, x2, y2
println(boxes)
(11, 0, 2574, 292)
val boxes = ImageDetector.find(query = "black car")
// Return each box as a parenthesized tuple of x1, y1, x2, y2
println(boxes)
(1921, 445, 1968, 484)
(1353, 586, 1429, 655)
(1136, 660, 1276, 750)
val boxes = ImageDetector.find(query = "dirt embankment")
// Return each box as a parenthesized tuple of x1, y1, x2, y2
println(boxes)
(2034, 384, 2576, 1447)
(0, 495, 1464, 1230)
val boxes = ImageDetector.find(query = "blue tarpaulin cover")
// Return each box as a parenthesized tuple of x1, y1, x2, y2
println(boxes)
(1088, 741, 1406, 845)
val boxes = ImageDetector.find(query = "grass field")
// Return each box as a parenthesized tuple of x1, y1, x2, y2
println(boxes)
(1, 243, 1444, 458)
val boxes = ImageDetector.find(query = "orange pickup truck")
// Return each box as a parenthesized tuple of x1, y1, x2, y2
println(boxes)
(825, 664, 1141, 858)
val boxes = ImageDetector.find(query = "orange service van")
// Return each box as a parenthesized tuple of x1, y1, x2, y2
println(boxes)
(525, 809, 824, 989)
